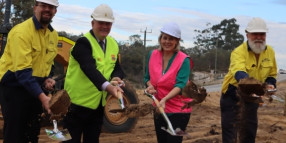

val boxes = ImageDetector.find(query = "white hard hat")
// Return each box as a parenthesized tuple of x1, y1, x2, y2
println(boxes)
(245, 17, 268, 33)
(160, 22, 181, 39)
(91, 4, 114, 23)
(36, 0, 59, 7)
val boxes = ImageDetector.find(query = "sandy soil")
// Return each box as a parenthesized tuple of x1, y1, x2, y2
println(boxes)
(0, 82, 285, 143)
(101, 82, 286, 143)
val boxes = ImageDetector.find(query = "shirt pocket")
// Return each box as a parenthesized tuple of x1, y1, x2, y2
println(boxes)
(45, 45, 57, 65)
(245, 62, 255, 75)
(260, 61, 273, 78)
(31, 45, 41, 59)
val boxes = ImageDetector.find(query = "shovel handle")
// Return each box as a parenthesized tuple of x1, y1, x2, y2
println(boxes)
(117, 91, 125, 109)
(144, 90, 164, 113)
(117, 91, 123, 98)
(152, 96, 165, 113)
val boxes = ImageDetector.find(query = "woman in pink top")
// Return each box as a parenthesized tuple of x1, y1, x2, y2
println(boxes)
(144, 22, 192, 143)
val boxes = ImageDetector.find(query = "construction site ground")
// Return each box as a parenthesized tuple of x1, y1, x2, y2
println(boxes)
(0, 81, 285, 143)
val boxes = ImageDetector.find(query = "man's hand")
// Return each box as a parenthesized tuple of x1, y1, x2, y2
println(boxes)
(38, 93, 51, 114)
(44, 78, 56, 91)
(110, 77, 125, 87)
(106, 84, 124, 99)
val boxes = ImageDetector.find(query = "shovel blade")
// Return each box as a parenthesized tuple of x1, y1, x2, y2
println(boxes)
(45, 128, 72, 141)
(161, 127, 190, 136)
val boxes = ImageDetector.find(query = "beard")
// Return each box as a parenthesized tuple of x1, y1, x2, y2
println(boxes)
(39, 12, 53, 25)
(248, 40, 266, 54)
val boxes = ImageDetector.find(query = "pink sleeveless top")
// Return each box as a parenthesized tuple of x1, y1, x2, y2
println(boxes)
(149, 50, 192, 113)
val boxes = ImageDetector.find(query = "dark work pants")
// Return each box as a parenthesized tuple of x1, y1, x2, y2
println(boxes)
(220, 93, 259, 143)
(63, 103, 104, 143)
(153, 112, 191, 143)
(0, 85, 42, 143)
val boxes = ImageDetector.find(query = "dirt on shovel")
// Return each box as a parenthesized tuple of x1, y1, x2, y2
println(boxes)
(109, 103, 155, 118)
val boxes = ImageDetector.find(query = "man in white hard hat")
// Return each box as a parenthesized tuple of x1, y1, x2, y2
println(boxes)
(220, 17, 277, 143)
(0, 0, 59, 142)
(63, 4, 124, 143)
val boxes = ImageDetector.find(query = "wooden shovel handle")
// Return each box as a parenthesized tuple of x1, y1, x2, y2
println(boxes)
(153, 97, 165, 113)
(117, 91, 123, 99)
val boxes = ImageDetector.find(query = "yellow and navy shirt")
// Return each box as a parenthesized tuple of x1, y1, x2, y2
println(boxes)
(221, 41, 277, 95)
(0, 16, 58, 97)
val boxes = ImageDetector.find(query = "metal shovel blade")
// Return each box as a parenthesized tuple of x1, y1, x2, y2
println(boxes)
(144, 90, 189, 136)
(45, 120, 72, 141)
(161, 126, 190, 136)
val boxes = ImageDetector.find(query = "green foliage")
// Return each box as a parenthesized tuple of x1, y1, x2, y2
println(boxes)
(0, 0, 34, 26)
(11, 0, 34, 26)
(187, 18, 244, 73)
(119, 35, 145, 86)
(58, 31, 83, 41)
(0, 0, 5, 24)
(0, 3, 244, 85)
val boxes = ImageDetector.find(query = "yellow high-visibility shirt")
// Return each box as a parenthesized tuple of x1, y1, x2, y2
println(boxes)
(0, 17, 58, 80)
(221, 42, 277, 94)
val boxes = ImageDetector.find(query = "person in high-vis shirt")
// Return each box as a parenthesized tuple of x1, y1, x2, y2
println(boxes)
(220, 17, 277, 143)
(0, 0, 59, 142)
(144, 22, 192, 143)
(63, 4, 124, 143)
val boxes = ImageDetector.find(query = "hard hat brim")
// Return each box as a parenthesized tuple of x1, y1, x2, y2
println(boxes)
(92, 17, 114, 23)
(161, 31, 181, 39)
(246, 29, 268, 33)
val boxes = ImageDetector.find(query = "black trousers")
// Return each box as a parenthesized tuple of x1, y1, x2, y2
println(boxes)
(0, 85, 42, 143)
(63, 103, 104, 143)
(153, 112, 191, 143)
(220, 93, 259, 143)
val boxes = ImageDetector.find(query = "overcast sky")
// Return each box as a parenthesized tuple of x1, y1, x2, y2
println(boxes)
(52, 0, 286, 69)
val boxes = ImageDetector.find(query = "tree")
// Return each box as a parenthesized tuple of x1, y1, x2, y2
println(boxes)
(11, 0, 34, 26)
(0, 0, 34, 26)
(0, 0, 5, 24)
(188, 18, 244, 72)
(58, 31, 83, 41)
(211, 18, 244, 51)
(193, 18, 244, 53)
(119, 35, 145, 87)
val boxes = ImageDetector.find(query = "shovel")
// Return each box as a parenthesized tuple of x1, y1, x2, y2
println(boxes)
(45, 120, 72, 141)
(144, 90, 189, 136)
(108, 81, 126, 113)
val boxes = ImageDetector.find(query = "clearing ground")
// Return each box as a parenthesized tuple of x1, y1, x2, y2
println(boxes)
(0, 81, 285, 143)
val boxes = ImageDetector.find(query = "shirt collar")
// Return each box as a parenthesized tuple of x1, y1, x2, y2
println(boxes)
(32, 16, 54, 32)
(90, 29, 106, 43)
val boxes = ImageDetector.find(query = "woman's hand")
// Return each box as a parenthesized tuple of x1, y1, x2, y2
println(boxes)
(146, 84, 157, 95)
(159, 97, 167, 109)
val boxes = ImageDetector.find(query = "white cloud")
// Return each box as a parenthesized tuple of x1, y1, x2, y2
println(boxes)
(52, 3, 286, 69)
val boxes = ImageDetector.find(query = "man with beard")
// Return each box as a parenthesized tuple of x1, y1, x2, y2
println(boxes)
(0, 0, 59, 142)
(220, 17, 277, 143)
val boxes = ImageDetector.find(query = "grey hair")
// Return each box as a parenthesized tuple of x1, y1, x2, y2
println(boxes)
(157, 33, 180, 52)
